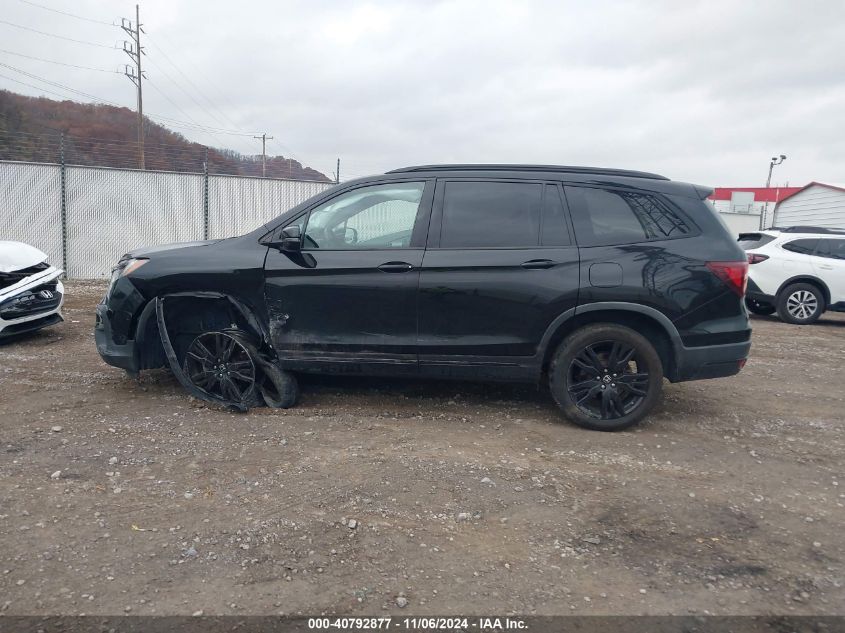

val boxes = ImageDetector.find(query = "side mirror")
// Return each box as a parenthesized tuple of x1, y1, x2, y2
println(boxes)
(267, 225, 302, 253)
(281, 225, 302, 252)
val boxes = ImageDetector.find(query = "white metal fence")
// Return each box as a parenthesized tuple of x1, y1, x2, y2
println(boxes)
(0, 160, 333, 278)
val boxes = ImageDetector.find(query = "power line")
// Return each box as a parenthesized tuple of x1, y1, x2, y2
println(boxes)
(0, 71, 80, 101)
(145, 32, 247, 132)
(0, 61, 125, 106)
(145, 78, 232, 150)
(0, 48, 119, 73)
(142, 56, 235, 149)
(143, 34, 259, 156)
(16, 0, 117, 26)
(144, 36, 236, 131)
(0, 62, 264, 137)
(0, 19, 117, 48)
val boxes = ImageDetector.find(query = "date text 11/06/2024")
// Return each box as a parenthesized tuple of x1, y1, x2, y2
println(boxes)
(307, 617, 527, 630)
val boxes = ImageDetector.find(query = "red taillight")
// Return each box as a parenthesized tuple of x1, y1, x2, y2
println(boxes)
(747, 253, 769, 264)
(706, 261, 748, 297)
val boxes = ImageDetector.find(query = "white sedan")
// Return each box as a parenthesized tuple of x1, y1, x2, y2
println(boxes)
(0, 241, 65, 340)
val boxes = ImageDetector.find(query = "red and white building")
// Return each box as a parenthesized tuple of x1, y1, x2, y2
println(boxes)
(707, 186, 802, 234)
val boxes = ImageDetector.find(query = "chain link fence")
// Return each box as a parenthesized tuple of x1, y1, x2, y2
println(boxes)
(0, 160, 334, 278)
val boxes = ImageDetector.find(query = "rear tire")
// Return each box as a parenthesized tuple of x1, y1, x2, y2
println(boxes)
(745, 297, 776, 316)
(776, 283, 824, 324)
(549, 324, 663, 431)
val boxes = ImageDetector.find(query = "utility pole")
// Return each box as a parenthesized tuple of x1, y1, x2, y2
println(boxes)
(335, 157, 340, 184)
(253, 133, 273, 177)
(121, 5, 145, 169)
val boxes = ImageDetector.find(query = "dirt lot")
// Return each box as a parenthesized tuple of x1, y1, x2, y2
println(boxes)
(0, 281, 843, 616)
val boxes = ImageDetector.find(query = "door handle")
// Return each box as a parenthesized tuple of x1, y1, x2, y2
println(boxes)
(819, 265, 834, 270)
(521, 259, 556, 270)
(378, 261, 414, 273)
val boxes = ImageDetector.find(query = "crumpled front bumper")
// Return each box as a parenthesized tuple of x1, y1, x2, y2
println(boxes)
(94, 300, 140, 373)
(0, 267, 65, 339)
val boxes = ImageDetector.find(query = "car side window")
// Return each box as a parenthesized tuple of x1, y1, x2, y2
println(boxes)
(817, 239, 845, 260)
(440, 181, 542, 248)
(781, 239, 818, 255)
(303, 182, 425, 249)
(565, 186, 692, 247)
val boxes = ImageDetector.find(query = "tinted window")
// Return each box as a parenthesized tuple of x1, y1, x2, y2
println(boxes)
(781, 239, 818, 255)
(304, 182, 424, 249)
(541, 185, 571, 246)
(817, 238, 845, 260)
(738, 233, 776, 250)
(566, 186, 691, 246)
(441, 181, 541, 248)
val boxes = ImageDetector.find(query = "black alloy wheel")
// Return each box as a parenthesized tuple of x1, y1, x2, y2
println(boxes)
(549, 324, 663, 431)
(567, 340, 649, 420)
(183, 331, 258, 404)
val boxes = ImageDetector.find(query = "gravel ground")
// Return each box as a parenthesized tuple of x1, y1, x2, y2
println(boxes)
(0, 281, 843, 616)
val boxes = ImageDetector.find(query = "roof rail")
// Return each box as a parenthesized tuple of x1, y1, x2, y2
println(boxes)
(385, 164, 669, 181)
(770, 226, 845, 235)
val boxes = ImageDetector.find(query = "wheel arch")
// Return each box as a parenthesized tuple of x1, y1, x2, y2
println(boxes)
(539, 303, 681, 381)
(776, 275, 830, 307)
(134, 291, 272, 370)
(151, 292, 273, 412)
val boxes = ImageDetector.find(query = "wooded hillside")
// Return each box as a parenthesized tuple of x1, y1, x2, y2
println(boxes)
(0, 90, 330, 181)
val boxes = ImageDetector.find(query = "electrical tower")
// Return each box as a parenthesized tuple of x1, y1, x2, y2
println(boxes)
(121, 5, 145, 169)
(253, 133, 274, 177)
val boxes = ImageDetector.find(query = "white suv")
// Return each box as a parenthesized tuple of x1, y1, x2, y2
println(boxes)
(739, 227, 845, 324)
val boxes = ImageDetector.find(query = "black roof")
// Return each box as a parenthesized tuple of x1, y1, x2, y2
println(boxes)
(769, 226, 845, 235)
(386, 164, 669, 181)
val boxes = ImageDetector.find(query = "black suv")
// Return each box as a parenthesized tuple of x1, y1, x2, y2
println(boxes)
(95, 165, 750, 431)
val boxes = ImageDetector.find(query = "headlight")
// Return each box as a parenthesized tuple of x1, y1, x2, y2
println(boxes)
(119, 258, 148, 277)
(106, 257, 148, 298)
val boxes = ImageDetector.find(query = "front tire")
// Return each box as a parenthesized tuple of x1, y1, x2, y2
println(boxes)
(257, 361, 300, 409)
(549, 324, 663, 431)
(776, 283, 824, 324)
(182, 330, 263, 408)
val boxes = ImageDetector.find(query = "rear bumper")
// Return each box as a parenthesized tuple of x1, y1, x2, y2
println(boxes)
(94, 302, 139, 373)
(745, 278, 776, 305)
(673, 339, 751, 382)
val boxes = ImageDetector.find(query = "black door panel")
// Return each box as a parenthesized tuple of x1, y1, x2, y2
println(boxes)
(264, 249, 423, 362)
(262, 180, 433, 373)
(418, 179, 580, 367)
(418, 248, 579, 358)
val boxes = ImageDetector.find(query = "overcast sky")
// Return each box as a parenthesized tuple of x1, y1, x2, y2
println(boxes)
(1, 0, 844, 185)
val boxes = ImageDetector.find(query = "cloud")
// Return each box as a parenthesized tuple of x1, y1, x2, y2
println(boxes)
(1, 0, 843, 185)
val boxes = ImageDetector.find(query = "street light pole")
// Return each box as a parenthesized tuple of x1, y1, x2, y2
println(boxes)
(766, 154, 786, 188)
(762, 154, 787, 229)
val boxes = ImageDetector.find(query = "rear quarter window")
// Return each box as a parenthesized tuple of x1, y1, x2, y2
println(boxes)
(565, 186, 693, 247)
(737, 233, 776, 250)
(781, 239, 818, 255)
